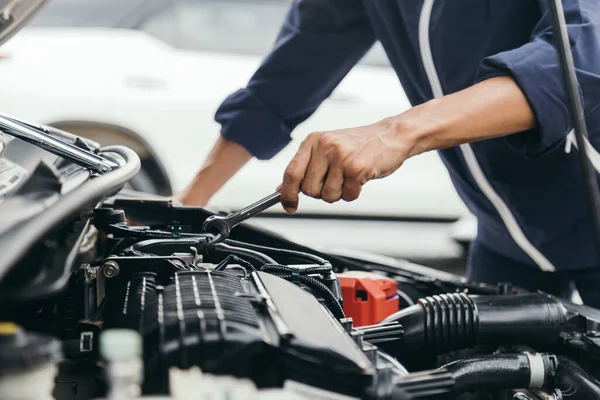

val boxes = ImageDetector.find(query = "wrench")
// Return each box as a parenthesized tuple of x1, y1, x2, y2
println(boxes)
(202, 190, 282, 244)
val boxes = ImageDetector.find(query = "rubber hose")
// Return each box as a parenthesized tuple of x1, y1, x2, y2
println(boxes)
(440, 354, 557, 394)
(225, 239, 330, 266)
(381, 293, 567, 356)
(209, 242, 277, 266)
(300, 274, 345, 319)
(269, 272, 345, 319)
(556, 357, 600, 399)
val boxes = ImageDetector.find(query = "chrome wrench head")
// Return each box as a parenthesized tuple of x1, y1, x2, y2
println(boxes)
(202, 215, 231, 244)
(201, 190, 282, 244)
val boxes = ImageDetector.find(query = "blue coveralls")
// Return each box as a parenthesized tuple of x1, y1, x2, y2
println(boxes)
(214, 0, 600, 304)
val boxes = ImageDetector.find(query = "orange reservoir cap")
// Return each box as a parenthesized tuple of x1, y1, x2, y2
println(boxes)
(338, 271, 399, 326)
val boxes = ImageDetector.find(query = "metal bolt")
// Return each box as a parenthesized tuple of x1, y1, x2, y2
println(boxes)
(189, 247, 202, 265)
(513, 393, 532, 400)
(102, 261, 120, 278)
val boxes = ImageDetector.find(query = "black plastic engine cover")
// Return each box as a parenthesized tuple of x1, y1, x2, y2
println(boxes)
(103, 269, 374, 395)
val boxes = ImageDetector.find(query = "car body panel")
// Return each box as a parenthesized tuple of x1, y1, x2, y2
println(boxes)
(0, 24, 468, 219)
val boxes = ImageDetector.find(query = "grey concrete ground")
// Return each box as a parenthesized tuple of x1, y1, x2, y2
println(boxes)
(249, 217, 468, 275)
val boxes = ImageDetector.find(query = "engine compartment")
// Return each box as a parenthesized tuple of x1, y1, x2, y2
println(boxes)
(1, 127, 600, 400)
(4, 197, 600, 400)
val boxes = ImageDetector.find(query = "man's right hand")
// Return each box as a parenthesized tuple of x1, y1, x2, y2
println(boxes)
(280, 118, 414, 214)
(177, 137, 253, 206)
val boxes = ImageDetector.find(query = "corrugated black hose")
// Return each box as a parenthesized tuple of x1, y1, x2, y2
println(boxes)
(272, 273, 345, 319)
(260, 264, 344, 319)
(261, 263, 332, 276)
(380, 293, 569, 357)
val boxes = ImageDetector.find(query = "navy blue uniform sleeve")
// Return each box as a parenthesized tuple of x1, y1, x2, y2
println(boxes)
(214, 0, 375, 160)
(474, 0, 600, 157)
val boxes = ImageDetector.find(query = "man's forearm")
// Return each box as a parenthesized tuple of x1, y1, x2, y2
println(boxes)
(280, 76, 537, 212)
(178, 137, 252, 206)
(397, 76, 536, 158)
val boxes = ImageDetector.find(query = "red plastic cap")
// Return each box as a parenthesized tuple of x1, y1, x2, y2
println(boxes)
(338, 271, 399, 327)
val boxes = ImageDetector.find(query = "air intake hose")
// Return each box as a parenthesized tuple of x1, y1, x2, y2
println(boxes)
(381, 293, 568, 356)
(439, 353, 557, 394)
(387, 353, 557, 399)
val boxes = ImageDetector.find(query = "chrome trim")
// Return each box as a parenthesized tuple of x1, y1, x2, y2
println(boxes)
(0, 114, 118, 173)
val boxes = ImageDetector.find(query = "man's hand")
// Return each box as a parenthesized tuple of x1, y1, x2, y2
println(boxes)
(279, 76, 537, 214)
(280, 118, 419, 213)
(177, 137, 253, 206)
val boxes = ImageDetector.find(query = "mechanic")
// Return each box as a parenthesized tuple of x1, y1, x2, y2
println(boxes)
(178, 1, 600, 306)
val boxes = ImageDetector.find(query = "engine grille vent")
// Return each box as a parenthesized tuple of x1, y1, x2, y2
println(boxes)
(105, 269, 267, 392)
(161, 270, 259, 331)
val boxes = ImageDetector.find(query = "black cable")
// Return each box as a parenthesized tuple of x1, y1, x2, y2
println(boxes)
(548, 0, 600, 257)
(260, 264, 332, 276)
(267, 270, 345, 319)
(299, 274, 345, 319)
(260, 264, 296, 274)
(224, 239, 330, 266)
(396, 289, 415, 307)
(259, 263, 344, 318)
(209, 242, 277, 266)
(302, 266, 333, 275)
(214, 254, 256, 272)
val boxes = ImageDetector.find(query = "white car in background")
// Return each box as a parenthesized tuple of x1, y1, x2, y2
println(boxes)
(0, 0, 470, 223)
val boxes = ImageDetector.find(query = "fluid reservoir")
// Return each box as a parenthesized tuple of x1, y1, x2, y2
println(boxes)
(101, 329, 143, 400)
(338, 271, 399, 326)
(0, 322, 62, 400)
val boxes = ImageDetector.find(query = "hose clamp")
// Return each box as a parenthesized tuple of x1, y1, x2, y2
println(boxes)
(291, 267, 300, 284)
(524, 352, 545, 389)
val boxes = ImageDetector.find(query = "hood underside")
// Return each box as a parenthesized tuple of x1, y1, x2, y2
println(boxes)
(0, 0, 49, 47)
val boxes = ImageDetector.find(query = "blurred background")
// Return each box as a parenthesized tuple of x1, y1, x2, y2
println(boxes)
(0, 0, 475, 273)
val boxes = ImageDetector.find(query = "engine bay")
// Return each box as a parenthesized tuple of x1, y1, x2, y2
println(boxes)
(1, 125, 600, 400)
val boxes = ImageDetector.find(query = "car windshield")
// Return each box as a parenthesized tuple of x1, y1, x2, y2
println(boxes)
(30, 0, 391, 67)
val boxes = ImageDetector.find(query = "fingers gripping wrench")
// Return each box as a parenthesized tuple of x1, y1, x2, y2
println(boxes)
(202, 191, 281, 244)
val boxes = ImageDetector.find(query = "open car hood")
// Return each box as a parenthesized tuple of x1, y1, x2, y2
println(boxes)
(0, 0, 48, 47)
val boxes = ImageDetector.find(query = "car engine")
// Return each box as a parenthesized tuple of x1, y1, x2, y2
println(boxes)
(1, 121, 600, 400)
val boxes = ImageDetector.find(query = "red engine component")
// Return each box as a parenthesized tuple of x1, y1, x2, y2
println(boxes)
(338, 271, 399, 326)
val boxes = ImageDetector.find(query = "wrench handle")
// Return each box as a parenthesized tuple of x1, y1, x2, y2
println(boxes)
(231, 190, 282, 224)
